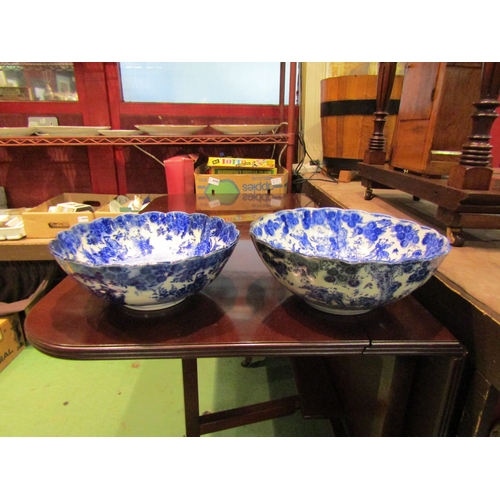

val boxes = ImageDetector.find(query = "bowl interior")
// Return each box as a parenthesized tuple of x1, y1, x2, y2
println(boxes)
(49, 211, 239, 266)
(250, 208, 450, 263)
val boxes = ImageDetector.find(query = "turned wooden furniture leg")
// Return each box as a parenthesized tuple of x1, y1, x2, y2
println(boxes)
(364, 62, 398, 165)
(448, 62, 500, 190)
(241, 356, 253, 367)
(182, 357, 300, 437)
(361, 176, 375, 200)
(446, 227, 466, 248)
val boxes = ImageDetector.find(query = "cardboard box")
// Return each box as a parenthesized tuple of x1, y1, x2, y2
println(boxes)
(194, 166, 288, 202)
(22, 193, 117, 238)
(208, 167, 278, 175)
(95, 194, 165, 218)
(0, 313, 26, 373)
(196, 192, 287, 222)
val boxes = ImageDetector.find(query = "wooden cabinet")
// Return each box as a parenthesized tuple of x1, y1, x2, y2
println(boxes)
(390, 62, 483, 176)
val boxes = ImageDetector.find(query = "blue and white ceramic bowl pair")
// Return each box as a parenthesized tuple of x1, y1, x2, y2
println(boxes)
(49, 211, 240, 310)
(249, 207, 450, 315)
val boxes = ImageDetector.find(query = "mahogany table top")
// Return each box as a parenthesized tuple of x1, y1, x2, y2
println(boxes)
(24, 193, 464, 361)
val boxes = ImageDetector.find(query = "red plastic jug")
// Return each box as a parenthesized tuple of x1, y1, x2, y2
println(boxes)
(163, 155, 195, 195)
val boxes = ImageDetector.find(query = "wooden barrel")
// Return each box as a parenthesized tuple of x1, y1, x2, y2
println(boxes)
(320, 75, 403, 174)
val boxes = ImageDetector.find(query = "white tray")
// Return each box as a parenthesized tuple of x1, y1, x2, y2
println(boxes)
(0, 213, 26, 240)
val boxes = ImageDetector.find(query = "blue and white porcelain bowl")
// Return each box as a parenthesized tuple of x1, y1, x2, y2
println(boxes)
(249, 207, 450, 315)
(49, 211, 240, 310)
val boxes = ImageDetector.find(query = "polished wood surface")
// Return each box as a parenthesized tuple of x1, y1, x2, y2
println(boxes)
(0, 237, 53, 261)
(24, 193, 462, 361)
(26, 270, 464, 361)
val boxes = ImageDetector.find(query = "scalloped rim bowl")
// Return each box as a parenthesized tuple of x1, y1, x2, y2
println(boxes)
(49, 211, 240, 310)
(249, 207, 450, 315)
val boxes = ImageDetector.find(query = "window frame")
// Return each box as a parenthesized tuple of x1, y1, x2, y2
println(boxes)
(104, 62, 291, 130)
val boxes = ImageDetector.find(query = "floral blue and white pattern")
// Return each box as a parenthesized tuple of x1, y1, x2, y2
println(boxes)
(249, 207, 450, 315)
(49, 211, 240, 310)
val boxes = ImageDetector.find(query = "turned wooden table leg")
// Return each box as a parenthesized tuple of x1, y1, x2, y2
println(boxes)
(364, 62, 398, 165)
(448, 62, 500, 190)
(446, 227, 465, 248)
(361, 177, 374, 200)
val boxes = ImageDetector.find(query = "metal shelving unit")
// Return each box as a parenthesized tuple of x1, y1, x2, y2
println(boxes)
(0, 134, 290, 147)
(1, 63, 298, 197)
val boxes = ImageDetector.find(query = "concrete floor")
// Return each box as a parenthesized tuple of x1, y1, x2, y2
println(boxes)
(0, 344, 334, 437)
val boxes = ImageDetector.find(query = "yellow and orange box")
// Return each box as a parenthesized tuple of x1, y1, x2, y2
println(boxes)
(207, 157, 276, 174)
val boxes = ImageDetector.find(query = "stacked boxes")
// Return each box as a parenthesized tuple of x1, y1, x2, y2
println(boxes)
(207, 157, 277, 175)
(195, 157, 288, 200)
(194, 157, 288, 221)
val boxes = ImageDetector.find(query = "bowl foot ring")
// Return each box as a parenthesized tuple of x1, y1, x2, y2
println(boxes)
(305, 300, 371, 315)
(124, 298, 186, 311)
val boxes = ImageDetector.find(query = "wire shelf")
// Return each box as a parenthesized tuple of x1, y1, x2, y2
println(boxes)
(0, 134, 290, 147)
